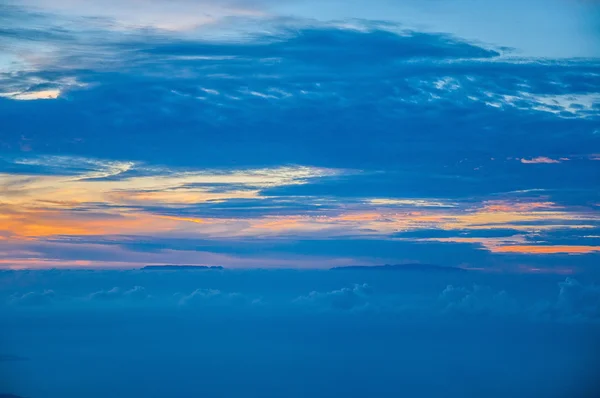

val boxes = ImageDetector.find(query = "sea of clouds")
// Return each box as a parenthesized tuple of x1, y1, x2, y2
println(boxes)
(1, 268, 599, 398)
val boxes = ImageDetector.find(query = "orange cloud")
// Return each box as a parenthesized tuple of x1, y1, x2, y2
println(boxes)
(414, 236, 600, 255)
(482, 201, 557, 212)
(492, 245, 600, 254)
(0, 89, 61, 100)
(107, 188, 261, 205)
(1, 156, 599, 268)
(338, 213, 382, 222)
(0, 207, 181, 237)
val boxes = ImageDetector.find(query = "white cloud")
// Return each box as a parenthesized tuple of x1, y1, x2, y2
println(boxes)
(0, 156, 351, 209)
(520, 157, 562, 164)
(368, 198, 457, 207)
(0, 89, 61, 100)
(9, 0, 268, 32)
(493, 92, 600, 118)
(88, 286, 149, 301)
(177, 288, 258, 307)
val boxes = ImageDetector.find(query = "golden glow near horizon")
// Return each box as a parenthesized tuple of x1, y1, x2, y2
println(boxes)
(0, 156, 598, 265)
(0, 89, 61, 100)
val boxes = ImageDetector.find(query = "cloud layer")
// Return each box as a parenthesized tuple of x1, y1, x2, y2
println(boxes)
(2, 271, 599, 398)
(0, 3, 598, 271)
(3, 269, 599, 323)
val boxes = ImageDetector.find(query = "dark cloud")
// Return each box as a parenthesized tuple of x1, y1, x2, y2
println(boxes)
(2, 10, 597, 182)
(0, 5, 599, 273)
(143, 27, 499, 66)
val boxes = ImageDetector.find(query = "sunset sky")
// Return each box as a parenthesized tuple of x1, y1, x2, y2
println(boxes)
(2, 2, 600, 398)
(1, 0, 599, 271)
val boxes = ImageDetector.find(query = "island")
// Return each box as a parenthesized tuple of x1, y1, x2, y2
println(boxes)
(141, 265, 224, 271)
(330, 264, 467, 273)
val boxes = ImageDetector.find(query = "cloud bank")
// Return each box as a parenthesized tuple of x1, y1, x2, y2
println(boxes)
(2, 269, 599, 323)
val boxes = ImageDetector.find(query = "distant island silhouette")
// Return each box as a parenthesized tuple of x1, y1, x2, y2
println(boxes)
(141, 265, 224, 270)
(140, 264, 466, 272)
(330, 264, 467, 272)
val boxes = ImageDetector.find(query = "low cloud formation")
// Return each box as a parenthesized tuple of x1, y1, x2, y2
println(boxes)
(8, 289, 56, 306)
(87, 286, 149, 301)
(292, 277, 600, 323)
(294, 283, 373, 311)
(520, 156, 563, 164)
(1, 271, 599, 323)
(555, 277, 600, 321)
(439, 284, 519, 316)
(177, 288, 258, 307)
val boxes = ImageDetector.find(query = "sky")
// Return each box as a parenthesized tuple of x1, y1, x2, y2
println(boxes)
(1, 1, 600, 397)
(2, 0, 600, 272)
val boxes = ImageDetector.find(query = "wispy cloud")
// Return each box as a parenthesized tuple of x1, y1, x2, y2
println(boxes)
(520, 157, 564, 164)
(0, 154, 598, 268)
(493, 245, 600, 254)
(0, 4, 599, 270)
(0, 89, 61, 100)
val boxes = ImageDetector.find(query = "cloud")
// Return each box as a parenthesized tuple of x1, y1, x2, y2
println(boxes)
(492, 245, 600, 254)
(289, 277, 600, 322)
(1, 6, 599, 271)
(439, 284, 519, 315)
(3, 270, 600, 398)
(1, 190, 597, 269)
(8, 0, 268, 32)
(367, 198, 457, 208)
(0, 6, 502, 90)
(555, 277, 600, 321)
(520, 157, 563, 164)
(177, 288, 258, 307)
(8, 289, 56, 306)
(294, 283, 373, 311)
(0, 157, 345, 212)
(87, 286, 149, 301)
(0, 89, 61, 100)
(3, 270, 600, 324)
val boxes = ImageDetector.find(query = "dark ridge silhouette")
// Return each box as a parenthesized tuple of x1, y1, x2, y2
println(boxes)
(0, 394, 27, 398)
(141, 265, 224, 271)
(330, 263, 467, 272)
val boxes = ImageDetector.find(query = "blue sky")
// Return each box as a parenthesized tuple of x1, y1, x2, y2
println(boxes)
(0, 0, 599, 272)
